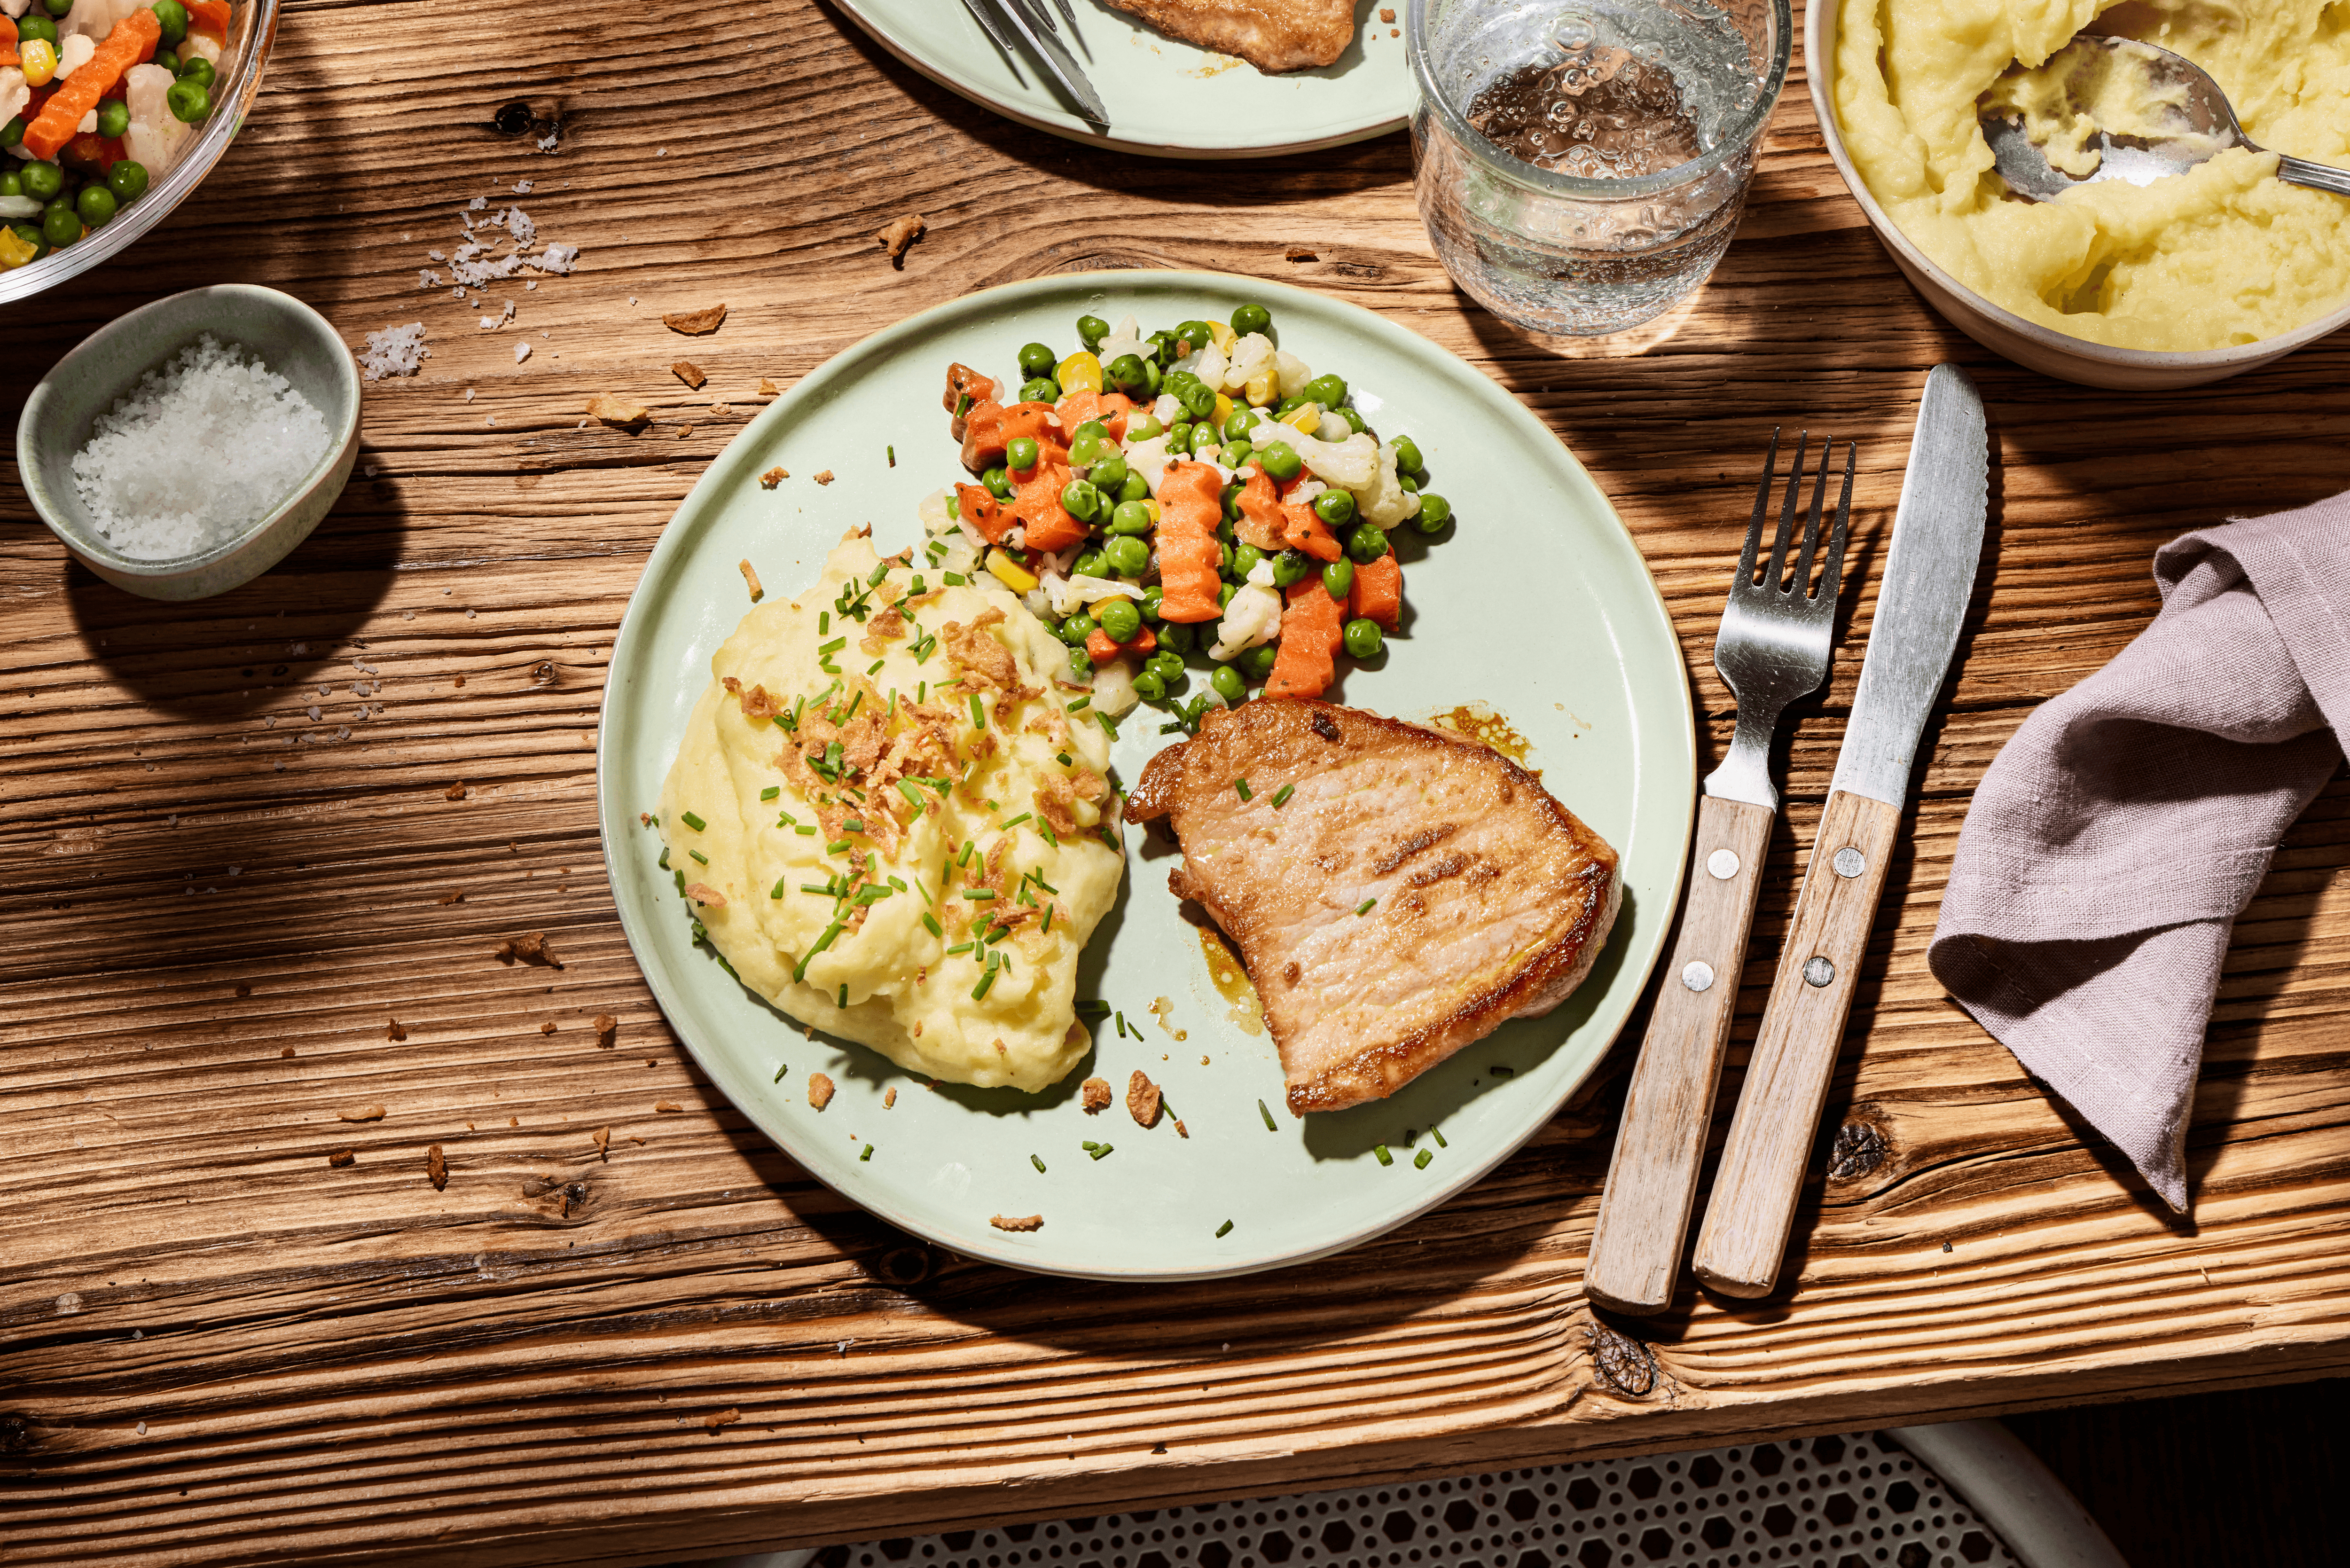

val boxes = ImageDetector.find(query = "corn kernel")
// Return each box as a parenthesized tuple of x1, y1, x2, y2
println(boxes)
(1144, 500, 1161, 521)
(1244, 369, 1278, 407)
(1205, 321, 1236, 352)
(1282, 401, 1322, 431)
(20, 38, 59, 86)
(987, 550, 1040, 594)
(0, 226, 38, 270)
(1056, 352, 1104, 395)
(1212, 392, 1234, 429)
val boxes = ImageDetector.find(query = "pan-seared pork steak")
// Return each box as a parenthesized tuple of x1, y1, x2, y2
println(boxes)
(1128, 699, 1620, 1113)
(1100, 0, 1356, 74)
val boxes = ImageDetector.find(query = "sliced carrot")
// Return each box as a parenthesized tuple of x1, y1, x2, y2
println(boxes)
(61, 133, 129, 175)
(1011, 462, 1088, 554)
(1350, 551, 1402, 630)
(956, 483, 1016, 546)
(1087, 623, 1158, 665)
(944, 362, 997, 441)
(965, 399, 1064, 474)
(1154, 460, 1226, 624)
(1277, 498, 1341, 561)
(1265, 580, 1346, 700)
(187, 0, 234, 37)
(1054, 389, 1135, 441)
(2, 16, 18, 69)
(1233, 467, 1285, 553)
(22, 8, 160, 161)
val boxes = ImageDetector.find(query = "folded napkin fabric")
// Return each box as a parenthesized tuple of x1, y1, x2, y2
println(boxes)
(1929, 492, 2350, 1210)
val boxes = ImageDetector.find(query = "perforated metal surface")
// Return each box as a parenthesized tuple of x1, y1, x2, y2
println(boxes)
(809, 1433, 2026, 1568)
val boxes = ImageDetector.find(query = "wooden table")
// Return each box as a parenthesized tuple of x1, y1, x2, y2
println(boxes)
(6, 3, 2349, 1562)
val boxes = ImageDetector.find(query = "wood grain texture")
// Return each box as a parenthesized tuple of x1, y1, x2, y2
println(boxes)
(1587, 795, 1773, 1315)
(3, 1, 2350, 1564)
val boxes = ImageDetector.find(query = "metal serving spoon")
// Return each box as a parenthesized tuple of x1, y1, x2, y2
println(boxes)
(1979, 35, 2350, 202)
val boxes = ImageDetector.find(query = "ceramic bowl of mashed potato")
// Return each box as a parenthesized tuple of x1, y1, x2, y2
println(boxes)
(1812, 0, 2350, 389)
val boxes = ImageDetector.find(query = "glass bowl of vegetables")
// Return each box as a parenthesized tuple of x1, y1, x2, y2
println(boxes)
(0, 0, 280, 302)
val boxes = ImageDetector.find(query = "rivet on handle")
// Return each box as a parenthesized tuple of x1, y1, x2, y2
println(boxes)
(1833, 847, 1865, 878)
(1707, 849, 1740, 880)
(1803, 955, 1835, 988)
(1682, 960, 1716, 993)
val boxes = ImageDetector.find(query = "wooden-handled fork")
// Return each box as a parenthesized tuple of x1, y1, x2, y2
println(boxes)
(1583, 432, 1855, 1316)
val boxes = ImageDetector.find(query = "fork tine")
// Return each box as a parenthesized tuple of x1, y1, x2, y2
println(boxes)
(1739, 428, 1780, 589)
(1764, 431, 1809, 591)
(1793, 438, 1833, 599)
(1815, 441, 1856, 606)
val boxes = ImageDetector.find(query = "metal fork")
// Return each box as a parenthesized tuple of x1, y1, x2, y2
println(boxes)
(1585, 431, 1856, 1316)
(991, 0, 1110, 124)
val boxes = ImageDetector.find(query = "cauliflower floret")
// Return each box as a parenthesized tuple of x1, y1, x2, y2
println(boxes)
(1045, 572, 1145, 618)
(1176, 341, 1229, 393)
(1291, 429, 1380, 491)
(1313, 410, 1354, 442)
(55, 31, 96, 78)
(1223, 331, 1277, 393)
(123, 63, 192, 176)
(0, 70, 28, 133)
(1091, 658, 1140, 718)
(1210, 582, 1283, 662)
(1095, 314, 1148, 369)
(1123, 431, 1173, 497)
(917, 486, 957, 534)
(1353, 441, 1424, 530)
(1152, 392, 1182, 425)
(1274, 350, 1314, 399)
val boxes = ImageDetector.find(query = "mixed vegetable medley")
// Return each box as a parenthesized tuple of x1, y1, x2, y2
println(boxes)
(929, 302, 1453, 731)
(0, 0, 233, 270)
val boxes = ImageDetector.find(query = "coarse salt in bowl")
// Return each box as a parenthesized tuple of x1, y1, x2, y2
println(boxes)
(17, 283, 361, 600)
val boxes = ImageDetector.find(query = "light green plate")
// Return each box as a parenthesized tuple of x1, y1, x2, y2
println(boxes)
(834, 0, 1412, 158)
(599, 270, 1694, 1281)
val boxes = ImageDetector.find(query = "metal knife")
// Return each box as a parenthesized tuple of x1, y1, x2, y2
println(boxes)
(960, 0, 1026, 63)
(991, 0, 1112, 127)
(1690, 363, 1989, 1299)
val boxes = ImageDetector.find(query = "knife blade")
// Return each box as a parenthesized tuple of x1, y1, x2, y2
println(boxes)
(1689, 363, 1988, 1299)
(992, 0, 1112, 127)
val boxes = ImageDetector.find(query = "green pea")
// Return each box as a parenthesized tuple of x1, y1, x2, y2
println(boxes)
(1177, 379, 1217, 421)
(20, 161, 63, 203)
(1391, 434, 1426, 476)
(1340, 408, 1368, 434)
(44, 0, 76, 16)
(1399, 473, 1419, 494)
(1188, 423, 1222, 456)
(1163, 368, 1200, 394)
(1104, 535, 1151, 577)
(152, 48, 179, 74)
(1143, 359, 1162, 396)
(149, 0, 188, 38)
(1271, 549, 1313, 588)
(107, 160, 149, 201)
(176, 55, 215, 90)
(1005, 436, 1040, 472)
(1070, 433, 1111, 469)
(1069, 646, 1095, 679)
(1102, 353, 1146, 395)
(1147, 330, 1179, 367)
(1060, 479, 1103, 522)
(1322, 558, 1355, 600)
(1222, 408, 1260, 443)
(1060, 612, 1098, 646)
(0, 171, 18, 199)
(1098, 600, 1142, 643)
(1167, 420, 1191, 450)
(7, 223, 45, 260)
(1110, 500, 1154, 536)
(1089, 453, 1128, 494)
(1413, 494, 1452, 533)
(1018, 342, 1058, 379)
(1344, 619, 1385, 659)
(1174, 319, 1213, 353)
(1077, 315, 1110, 350)
(1147, 649, 1186, 683)
(14, 15, 57, 45)
(1160, 621, 1195, 654)
(75, 184, 117, 229)
(1117, 470, 1149, 503)
(1141, 584, 1164, 620)
(0, 118, 20, 151)
(1303, 373, 1348, 408)
(1126, 413, 1163, 442)
(1313, 488, 1356, 527)
(1218, 540, 1235, 574)
(1230, 303, 1272, 337)
(42, 199, 81, 248)
(1018, 377, 1059, 404)
(93, 99, 131, 140)
(1257, 441, 1302, 483)
(1217, 582, 1238, 609)
(981, 465, 1013, 500)
(1212, 664, 1247, 704)
(1220, 483, 1245, 523)
(1230, 543, 1265, 582)
(166, 80, 212, 124)
(1133, 668, 1167, 702)
(1347, 524, 1391, 564)
(1073, 549, 1107, 578)
(1073, 419, 1109, 444)
(1222, 444, 1253, 475)
(1240, 644, 1278, 679)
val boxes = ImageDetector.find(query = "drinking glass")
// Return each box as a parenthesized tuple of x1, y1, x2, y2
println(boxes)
(1410, 0, 1792, 338)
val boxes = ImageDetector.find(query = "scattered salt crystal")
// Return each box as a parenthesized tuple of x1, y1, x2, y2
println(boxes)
(71, 336, 335, 559)
(403, 232, 413, 241)
(540, 330, 548, 338)
(364, 465, 378, 478)
(536, 243, 579, 274)
(629, 297, 637, 306)
(514, 342, 531, 363)
(357, 322, 429, 381)
(468, 196, 487, 211)
(264, 715, 275, 727)
(337, 726, 351, 739)
(526, 280, 538, 290)
(486, 415, 498, 425)
(466, 608, 477, 618)
(507, 208, 535, 246)
(536, 130, 558, 152)
(515, 179, 533, 194)
(657, 148, 666, 157)
(450, 287, 468, 302)
(417, 269, 440, 289)
(463, 388, 475, 401)
(306, 705, 321, 721)
(479, 315, 500, 330)
(427, 249, 445, 262)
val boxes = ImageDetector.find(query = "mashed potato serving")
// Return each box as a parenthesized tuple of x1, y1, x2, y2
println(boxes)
(658, 531, 1123, 1091)
(1834, 0, 2350, 350)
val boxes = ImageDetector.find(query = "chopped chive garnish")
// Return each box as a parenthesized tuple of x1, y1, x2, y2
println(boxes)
(1081, 1141, 1099, 1152)
(796, 823, 818, 835)
(922, 912, 943, 937)
(1115, 1011, 1128, 1037)
(760, 786, 781, 801)
(959, 841, 977, 867)
(1057, 752, 1073, 766)
(1042, 904, 1055, 933)
(1075, 1000, 1110, 1016)
(1374, 1144, 1393, 1166)
(1088, 1143, 1113, 1160)
(971, 969, 997, 1001)
(1039, 822, 1058, 848)
(970, 693, 987, 730)
(658, 847, 670, 869)
(889, 876, 906, 891)
(870, 564, 890, 588)
(771, 878, 790, 899)
(964, 889, 997, 901)
(792, 921, 845, 982)
(1414, 1148, 1434, 1169)
(774, 1064, 789, 1083)
(1000, 812, 1032, 831)
(1356, 898, 1376, 916)
(860, 1144, 873, 1161)
(819, 612, 830, 634)
(1258, 1099, 1277, 1131)
(845, 690, 863, 720)
(827, 839, 852, 855)
(842, 817, 865, 833)
(1215, 1219, 1233, 1238)
(681, 811, 707, 832)
(944, 571, 966, 586)
(800, 882, 832, 895)
(898, 779, 926, 807)
(838, 982, 848, 1007)
(818, 636, 846, 655)
(1096, 711, 1118, 738)
(1066, 696, 1090, 713)
(1490, 1064, 1515, 1078)
(888, 445, 896, 466)
(1032, 1154, 1047, 1173)
(1271, 784, 1294, 808)
(688, 849, 708, 865)
(946, 941, 973, 955)
(1235, 778, 1253, 800)
(910, 573, 924, 594)
(867, 659, 886, 675)
(916, 878, 936, 904)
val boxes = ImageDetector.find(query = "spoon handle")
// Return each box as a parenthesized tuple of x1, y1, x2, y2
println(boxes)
(2277, 155, 2350, 199)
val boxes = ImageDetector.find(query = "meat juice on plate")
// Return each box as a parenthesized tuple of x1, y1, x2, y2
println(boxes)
(1410, 0, 1788, 337)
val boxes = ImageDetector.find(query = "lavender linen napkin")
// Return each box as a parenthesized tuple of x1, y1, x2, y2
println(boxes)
(1928, 494, 2350, 1211)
